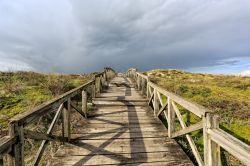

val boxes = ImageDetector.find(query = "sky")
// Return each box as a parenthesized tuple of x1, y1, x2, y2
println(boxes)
(0, 0, 250, 75)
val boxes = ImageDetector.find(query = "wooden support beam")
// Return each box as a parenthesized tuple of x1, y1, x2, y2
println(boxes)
(153, 89, 159, 116)
(23, 129, 64, 142)
(172, 121, 203, 138)
(63, 99, 71, 142)
(82, 90, 87, 118)
(92, 82, 96, 98)
(172, 101, 204, 166)
(157, 91, 164, 107)
(6, 122, 24, 166)
(157, 102, 168, 117)
(167, 98, 175, 138)
(71, 102, 86, 118)
(147, 92, 154, 106)
(146, 77, 149, 98)
(33, 103, 63, 166)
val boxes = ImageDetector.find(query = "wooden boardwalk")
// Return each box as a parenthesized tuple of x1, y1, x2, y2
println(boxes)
(1, 69, 249, 166)
(51, 75, 193, 165)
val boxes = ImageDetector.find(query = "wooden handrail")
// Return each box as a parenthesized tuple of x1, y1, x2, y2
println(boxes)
(208, 128, 250, 165)
(126, 68, 250, 166)
(10, 80, 94, 125)
(0, 67, 116, 165)
(148, 81, 210, 118)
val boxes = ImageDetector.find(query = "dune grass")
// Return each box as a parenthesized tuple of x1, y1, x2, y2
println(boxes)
(146, 69, 250, 165)
(0, 71, 93, 131)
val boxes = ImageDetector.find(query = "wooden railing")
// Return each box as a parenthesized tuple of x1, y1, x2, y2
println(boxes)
(0, 68, 116, 166)
(126, 68, 250, 166)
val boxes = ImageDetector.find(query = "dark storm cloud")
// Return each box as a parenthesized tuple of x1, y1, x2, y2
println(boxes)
(0, 0, 250, 73)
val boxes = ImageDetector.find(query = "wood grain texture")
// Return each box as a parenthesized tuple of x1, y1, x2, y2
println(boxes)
(51, 76, 193, 166)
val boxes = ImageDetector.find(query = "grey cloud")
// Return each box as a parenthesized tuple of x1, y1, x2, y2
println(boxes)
(0, 0, 250, 73)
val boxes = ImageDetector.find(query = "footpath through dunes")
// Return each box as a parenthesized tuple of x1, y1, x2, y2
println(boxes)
(51, 75, 193, 166)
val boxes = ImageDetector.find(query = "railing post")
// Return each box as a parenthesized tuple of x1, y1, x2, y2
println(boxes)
(63, 99, 71, 142)
(95, 76, 100, 95)
(7, 122, 24, 166)
(153, 89, 159, 116)
(168, 97, 175, 138)
(82, 90, 87, 118)
(98, 76, 101, 93)
(136, 75, 140, 90)
(203, 113, 220, 166)
(92, 82, 96, 98)
(146, 77, 149, 98)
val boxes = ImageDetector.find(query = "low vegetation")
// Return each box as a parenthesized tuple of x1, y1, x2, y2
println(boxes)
(0, 71, 93, 135)
(146, 69, 250, 165)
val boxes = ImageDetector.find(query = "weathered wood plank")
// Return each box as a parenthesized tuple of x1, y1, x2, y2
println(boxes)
(148, 81, 210, 117)
(50, 75, 193, 166)
(93, 100, 147, 106)
(93, 97, 148, 101)
(208, 128, 250, 166)
(82, 90, 87, 118)
(52, 151, 192, 166)
(172, 121, 203, 138)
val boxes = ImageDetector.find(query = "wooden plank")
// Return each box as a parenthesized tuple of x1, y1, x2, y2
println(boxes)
(93, 101, 147, 106)
(93, 97, 147, 102)
(52, 151, 192, 166)
(87, 116, 157, 121)
(55, 145, 177, 156)
(70, 131, 167, 140)
(74, 127, 167, 133)
(84, 119, 161, 124)
(172, 121, 203, 138)
(83, 123, 163, 128)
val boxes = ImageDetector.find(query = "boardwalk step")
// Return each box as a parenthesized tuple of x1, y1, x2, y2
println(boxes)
(52, 151, 192, 165)
(93, 101, 147, 106)
(93, 97, 148, 102)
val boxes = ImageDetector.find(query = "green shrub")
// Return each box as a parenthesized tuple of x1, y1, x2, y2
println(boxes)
(178, 85, 189, 94)
(41, 74, 74, 96)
